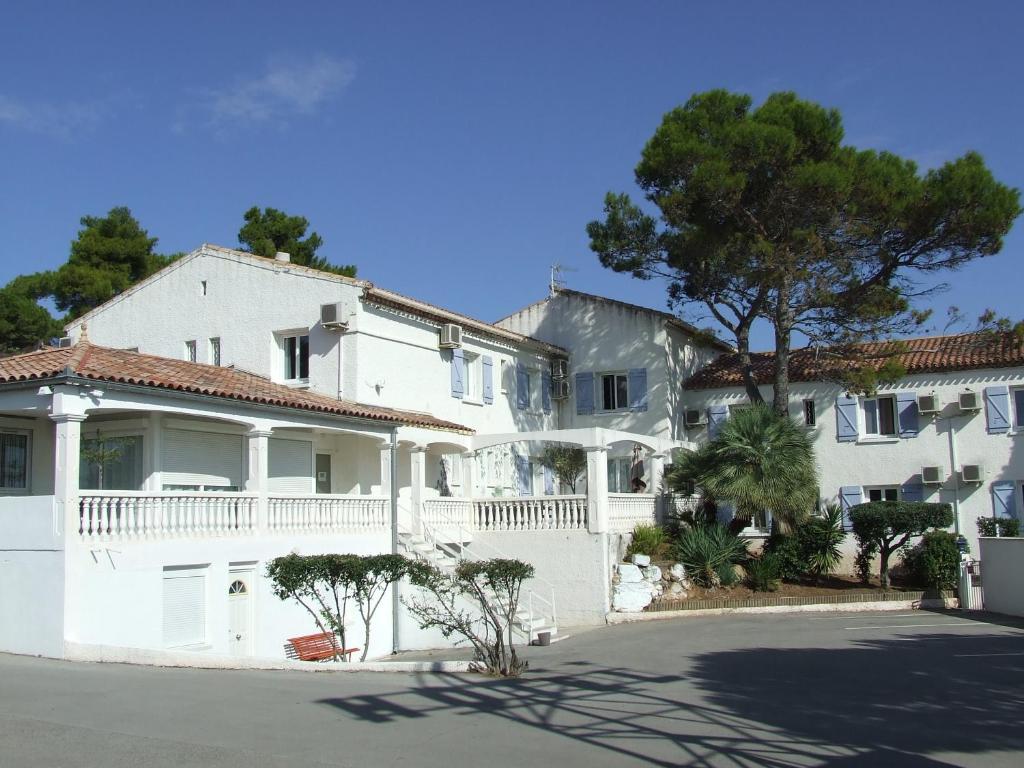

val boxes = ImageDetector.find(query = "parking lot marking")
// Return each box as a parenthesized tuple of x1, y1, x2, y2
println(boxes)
(843, 622, 990, 630)
(808, 614, 920, 621)
(954, 652, 1024, 658)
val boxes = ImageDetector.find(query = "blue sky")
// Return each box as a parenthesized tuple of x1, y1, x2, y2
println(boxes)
(1, 1, 1021, 350)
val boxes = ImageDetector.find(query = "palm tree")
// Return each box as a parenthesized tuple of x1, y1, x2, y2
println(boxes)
(669, 404, 818, 532)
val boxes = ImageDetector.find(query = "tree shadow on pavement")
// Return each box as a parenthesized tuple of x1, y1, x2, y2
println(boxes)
(316, 631, 1024, 767)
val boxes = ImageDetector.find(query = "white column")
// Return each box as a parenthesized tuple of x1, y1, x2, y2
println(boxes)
(246, 430, 272, 531)
(145, 412, 164, 491)
(650, 452, 667, 521)
(461, 452, 477, 499)
(51, 413, 86, 538)
(584, 446, 609, 534)
(410, 447, 427, 535)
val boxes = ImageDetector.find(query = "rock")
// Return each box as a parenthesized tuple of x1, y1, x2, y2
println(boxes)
(669, 582, 685, 596)
(680, 579, 693, 591)
(642, 565, 663, 583)
(616, 563, 644, 583)
(612, 580, 655, 612)
(631, 553, 651, 567)
(669, 563, 686, 582)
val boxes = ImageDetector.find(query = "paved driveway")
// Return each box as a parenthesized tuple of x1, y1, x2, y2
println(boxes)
(2, 610, 1023, 767)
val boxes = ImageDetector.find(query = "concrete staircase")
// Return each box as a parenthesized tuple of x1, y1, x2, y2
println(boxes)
(398, 530, 558, 644)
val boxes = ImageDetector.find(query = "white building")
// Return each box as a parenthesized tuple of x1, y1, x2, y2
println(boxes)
(682, 333, 1024, 555)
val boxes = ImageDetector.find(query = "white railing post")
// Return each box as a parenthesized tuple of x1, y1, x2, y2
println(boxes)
(584, 446, 609, 534)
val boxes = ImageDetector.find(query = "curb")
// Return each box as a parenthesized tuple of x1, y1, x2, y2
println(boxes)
(60, 642, 473, 673)
(606, 597, 958, 623)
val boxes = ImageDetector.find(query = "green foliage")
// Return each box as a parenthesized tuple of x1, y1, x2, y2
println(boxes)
(674, 525, 749, 588)
(346, 553, 412, 662)
(978, 517, 1021, 538)
(537, 443, 587, 493)
(850, 501, 954, 588)
(239, 206, 356, 277)
(764, 504, 847, 582)
(588, 88, 1021, 411)
(405, 557, 535, 677)
(667, 405, 817, 531)
(745, 554, 781, 592)
(901, 531, 961, 591)
(0, 279, 62, 353)
(625, 523, 666, 559)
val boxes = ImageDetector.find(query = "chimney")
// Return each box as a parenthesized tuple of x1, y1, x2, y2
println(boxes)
(274, 251, 291, 263)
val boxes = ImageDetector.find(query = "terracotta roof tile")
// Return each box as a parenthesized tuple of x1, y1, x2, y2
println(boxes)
(685, 331, 1024, 390)
(0, 341, 471, 433)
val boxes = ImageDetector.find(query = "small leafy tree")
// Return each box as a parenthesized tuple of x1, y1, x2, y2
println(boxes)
(349, 554, 412, 662)
(978, 517, 1021, 538)
(849, 501, 953, 588)
(266, 553, 361, 659)
(537, 444, 586, 493)
(902, 531, 962, 591)
(404, 557, 535, 677)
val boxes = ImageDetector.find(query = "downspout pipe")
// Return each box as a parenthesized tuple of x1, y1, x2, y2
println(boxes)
(390, 427, 400, 654)
(945, 414, 962, 537)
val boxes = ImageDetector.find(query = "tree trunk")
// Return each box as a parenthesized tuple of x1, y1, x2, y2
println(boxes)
(736, 325, 765, 405)
(879, 547, 891, 589)
(772, 281, 793, 416)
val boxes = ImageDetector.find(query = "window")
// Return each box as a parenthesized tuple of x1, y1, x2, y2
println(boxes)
(184, 340, 197, 363)
(520, 368, 533, 410)
(79, 434, 144, 490)
(209, 337, 221, 366)
(463, 352, 480, 401)
(867, 486, 899, 503)
(804, 399, 816, 427)
(0, 430, 29, 491)
(163, 567, 207, 648)
(863, 395, 896, 437)
(600, 373, 629, 412)
(282, 333, 310, 381)
(499, 360, 509, 394)
(607, 457, 632, 493)
(162, 484, 239, 492)
(1013, 387, 1024, 429)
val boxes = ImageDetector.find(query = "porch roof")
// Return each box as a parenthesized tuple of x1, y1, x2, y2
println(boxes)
(0, 339, 472, 434)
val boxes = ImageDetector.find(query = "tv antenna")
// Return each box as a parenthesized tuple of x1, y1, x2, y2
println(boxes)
(550, 263, 577, 296)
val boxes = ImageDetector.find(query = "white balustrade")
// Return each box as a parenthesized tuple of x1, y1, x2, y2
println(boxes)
(472, 495, 588, 531)
(608, 493, 658, 533)
(422, 498, 474, 530)
(268, 495, 388, 533)
(78, 492, 257, 540)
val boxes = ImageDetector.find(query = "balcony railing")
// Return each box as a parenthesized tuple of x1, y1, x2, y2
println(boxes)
(608, 493, 658, 533)
(472, 495, 588, 531)
(268, 495, 387, 533)
(79, 492, 257, 540)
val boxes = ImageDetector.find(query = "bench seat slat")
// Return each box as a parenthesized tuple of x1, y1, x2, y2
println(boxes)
(287, 632, 359, 662)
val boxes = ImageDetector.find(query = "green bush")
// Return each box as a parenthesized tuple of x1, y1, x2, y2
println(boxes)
(626, 523, 666, 558)
(850, 501, 954, 588)
(674, 524, 749, 588)
(902, 531, 961, 591)
(978, 518, 1021, 538)
(745, 554, 781, 592)
(764, 503, 846, 582)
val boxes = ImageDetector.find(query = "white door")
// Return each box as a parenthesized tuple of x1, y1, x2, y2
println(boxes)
(227, 570, 253, 656)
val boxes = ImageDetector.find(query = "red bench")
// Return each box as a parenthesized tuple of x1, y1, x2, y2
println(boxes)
(287, 632, 360, 662)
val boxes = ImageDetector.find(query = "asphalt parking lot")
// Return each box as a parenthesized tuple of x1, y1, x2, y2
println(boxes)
(1, 609, 1022, 767)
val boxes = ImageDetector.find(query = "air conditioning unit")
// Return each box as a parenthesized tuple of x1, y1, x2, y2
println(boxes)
(685, 409, 706, 428)
(917, 393, 941, 414)
(550, 358, 569, 379)
(55, 336, 73, 348)
(958, 390, 982, 412)
(960, 464, 983, 484)
(320, 301, 350, 330)
(551, 379, 570, 400)
(921, 465, 944, 485)
(438, 323, 463, 349)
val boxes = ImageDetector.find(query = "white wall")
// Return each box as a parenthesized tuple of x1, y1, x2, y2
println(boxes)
(0, 495, 65, 657)
(979, 537, 1024, 616)
(686, 368, 1024, 557)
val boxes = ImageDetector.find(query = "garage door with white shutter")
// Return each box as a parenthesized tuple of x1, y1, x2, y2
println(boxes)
(268, 438, 314, 494)
(163, 429, 244, 489)
(162, 568, 207, 647)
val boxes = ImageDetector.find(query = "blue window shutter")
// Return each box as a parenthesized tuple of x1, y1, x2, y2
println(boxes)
(900, 483, 924, 503)
(840, 485, 863, 530)
(541, 370, 552, 413)
(543, 465, 554, 495)
(896, 391, 919, 438)
(992, 481, 1016, 519)
(628, 368, 648, 412)
(450, 349, 465, 399)
(575, 372, 594, 415)
(707, 404, 728, 438)
(482, 356, 494, 404)
(985, 386, 1011, 433)
(836, 395, 859, 442)
(516, 363, 530, 410)
(515, 455, 531, 496)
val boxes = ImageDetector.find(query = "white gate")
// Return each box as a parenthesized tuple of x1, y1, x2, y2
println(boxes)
(958, 559, 984, 610)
